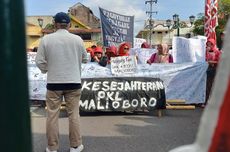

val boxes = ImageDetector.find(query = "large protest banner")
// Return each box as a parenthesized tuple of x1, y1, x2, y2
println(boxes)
(80, 77, 166, 111)
(28, 52, 208, 105)
(99, 7, 134, 47)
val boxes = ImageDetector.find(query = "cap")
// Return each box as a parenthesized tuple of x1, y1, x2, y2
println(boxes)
(86, 47, 93, 53)
(106, 46, 117, 55)
(54, 12, 70, 24)
(94, 47, 103, 53)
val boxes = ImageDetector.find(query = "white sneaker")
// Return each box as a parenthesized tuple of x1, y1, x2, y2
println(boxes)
(70, 144, 84, 152)
(46, 147, 57, 152)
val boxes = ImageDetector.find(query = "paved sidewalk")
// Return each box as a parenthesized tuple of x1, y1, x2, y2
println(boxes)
(31, 108, 203, 152)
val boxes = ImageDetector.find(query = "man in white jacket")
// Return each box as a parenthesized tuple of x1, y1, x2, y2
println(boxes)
(35, 12, 88, 152)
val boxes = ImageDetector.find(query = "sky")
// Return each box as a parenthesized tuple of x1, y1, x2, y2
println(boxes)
(25, 0, 205, 35)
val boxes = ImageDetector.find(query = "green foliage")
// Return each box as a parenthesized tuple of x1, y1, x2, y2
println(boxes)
(219, 0, 230, 19)
(192, 14, 204, 36)
(192, 0, 230, 36)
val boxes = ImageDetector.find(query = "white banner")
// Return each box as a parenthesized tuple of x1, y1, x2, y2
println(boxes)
(172, 37, 206, 63)
(28, 56, 208, 104)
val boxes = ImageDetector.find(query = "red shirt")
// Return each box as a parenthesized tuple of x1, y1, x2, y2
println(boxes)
(206, 50, 221, 62)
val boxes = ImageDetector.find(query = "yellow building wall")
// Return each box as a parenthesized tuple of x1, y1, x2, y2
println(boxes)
(70, 22, 88, 29)
(26, 16, 96, 51)
(84, 40, 97, 48)
(26, 24, 42, 50)
(27, 37, 41, 50)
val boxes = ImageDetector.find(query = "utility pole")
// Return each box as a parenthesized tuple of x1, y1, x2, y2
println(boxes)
(145, 0, 158, 47)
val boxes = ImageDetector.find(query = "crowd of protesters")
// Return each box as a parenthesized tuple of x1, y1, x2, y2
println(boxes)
(85, 41, 174, 67)
(84, 38, 222, 108)
(34, 19, 223, 109)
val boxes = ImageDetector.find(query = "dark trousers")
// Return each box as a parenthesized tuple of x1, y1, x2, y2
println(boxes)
(205, 65, 217, 104)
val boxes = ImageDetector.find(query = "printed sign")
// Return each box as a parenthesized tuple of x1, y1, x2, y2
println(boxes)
(111, 56, 137, 75)
(99, 7, 134, 47)
(80, 77, 166, 111)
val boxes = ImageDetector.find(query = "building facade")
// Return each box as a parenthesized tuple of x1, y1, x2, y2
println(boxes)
(26, 3, 102, 51)
(68, 2, 100, 29)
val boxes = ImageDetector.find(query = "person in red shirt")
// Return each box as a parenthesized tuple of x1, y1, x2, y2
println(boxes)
(86, 47, 94, 61)
(118, 42, 131, 56)
(105, 45, 117, 64)
(205, 38, 222, 105)
(206, 38, 221, 63)
(91, 46, 103, 62)
(91, 46, 107, 67)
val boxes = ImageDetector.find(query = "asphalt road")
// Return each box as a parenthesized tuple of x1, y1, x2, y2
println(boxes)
(31, 108, 204, 152)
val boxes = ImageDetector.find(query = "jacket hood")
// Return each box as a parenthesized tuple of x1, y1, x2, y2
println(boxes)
(118, 42, 131, 56)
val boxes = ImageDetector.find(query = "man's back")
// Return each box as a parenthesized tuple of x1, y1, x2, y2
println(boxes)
(36, 29, 87, 84)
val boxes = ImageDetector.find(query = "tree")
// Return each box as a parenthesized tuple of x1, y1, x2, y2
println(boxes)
(218, 0, 230, 29)
(192, 13, 205, 36)
(192, 0, 230, 35)
(219, 0, 230, 20)
(192, 0, 230, 47)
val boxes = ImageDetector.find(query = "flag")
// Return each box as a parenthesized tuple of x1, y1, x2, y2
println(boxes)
(205, 0, 219, 41)
(210, 0, 218, 40)
(99, 7, 134, 47)
(205, 0, 211, 38)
